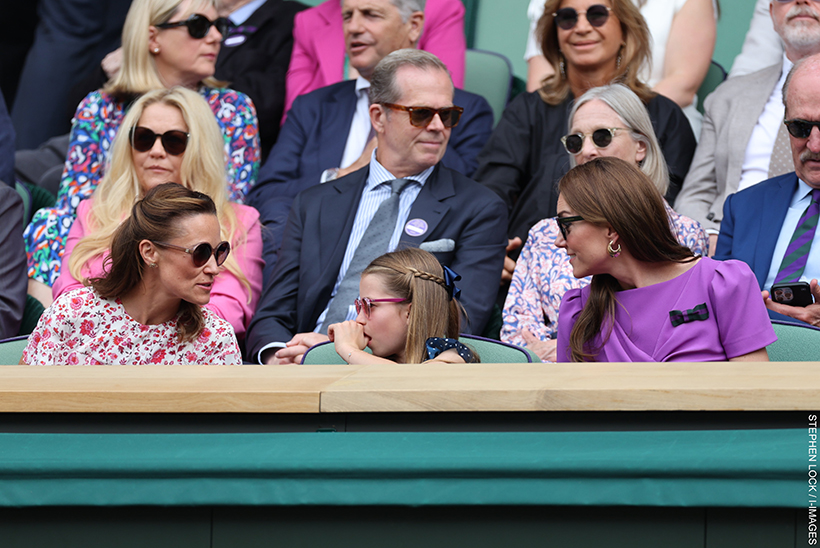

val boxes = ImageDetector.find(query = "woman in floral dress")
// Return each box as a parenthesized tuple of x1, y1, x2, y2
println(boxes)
(23, 183, 242, 365)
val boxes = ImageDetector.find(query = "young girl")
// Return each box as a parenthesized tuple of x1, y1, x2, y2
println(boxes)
(327, 248, 478, 364)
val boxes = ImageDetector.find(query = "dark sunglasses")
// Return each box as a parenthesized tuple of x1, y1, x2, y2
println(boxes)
(561, 127, 626, 154)
(152, 240, 231, 267)
(554, 215, 584, 240)
(354, 297, 408, 319)
(784, 119, 820, 139)
(129, 126, 189, 156)
(381, 103, 464, 128)
(553, 4, 612, 30)
(156, 13, 230, 39)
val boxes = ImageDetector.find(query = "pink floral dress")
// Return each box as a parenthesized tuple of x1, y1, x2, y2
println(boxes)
(24, 287, 242, 365)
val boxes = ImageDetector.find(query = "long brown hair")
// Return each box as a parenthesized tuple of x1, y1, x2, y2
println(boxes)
(536, 0, 653, 105)
(363, 248, 463, 363)
(90, 183, 219, 342)
(558, 158, 695, 361)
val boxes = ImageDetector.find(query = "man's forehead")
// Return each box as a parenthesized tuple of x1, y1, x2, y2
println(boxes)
(394, 66, 454, 102)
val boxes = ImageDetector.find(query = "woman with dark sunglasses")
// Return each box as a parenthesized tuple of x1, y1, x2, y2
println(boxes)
(23, 0, 260, 307)
(501, 84, 708, 362)
(326, 248, 478, 364)
(550, 157, 774, 363)
(52, 88, 263, 342)
(524, 0, 717, 136)
(22, 183, 243, 365)
(474, 0, 697, 294)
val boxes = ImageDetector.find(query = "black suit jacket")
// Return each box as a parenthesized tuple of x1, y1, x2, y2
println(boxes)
(214, 0, 308, 160)
(245, 163, 508, 359)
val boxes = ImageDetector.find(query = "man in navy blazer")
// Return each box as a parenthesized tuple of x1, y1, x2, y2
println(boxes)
(246, 49, 507, 364)
(715, 54, 820, 327)
(247, 0, 493, 283)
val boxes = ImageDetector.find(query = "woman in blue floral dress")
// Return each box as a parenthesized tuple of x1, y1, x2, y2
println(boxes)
(24, 0, 259, 304)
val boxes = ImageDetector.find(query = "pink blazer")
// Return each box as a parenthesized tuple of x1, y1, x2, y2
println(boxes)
(53, 199, 264, 341)
(283, 0, 466, 118)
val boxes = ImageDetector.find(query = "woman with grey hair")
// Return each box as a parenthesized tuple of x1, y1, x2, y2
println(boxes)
(501, 84, 708, 362)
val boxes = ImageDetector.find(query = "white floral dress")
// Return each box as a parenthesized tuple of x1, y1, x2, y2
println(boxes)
(24, 287, 242, 365)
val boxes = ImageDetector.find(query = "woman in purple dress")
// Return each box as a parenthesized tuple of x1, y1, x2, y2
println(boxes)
(554, 157, 775, 362)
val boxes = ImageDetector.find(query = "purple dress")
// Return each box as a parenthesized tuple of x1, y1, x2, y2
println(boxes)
(556, 258, 777, 362)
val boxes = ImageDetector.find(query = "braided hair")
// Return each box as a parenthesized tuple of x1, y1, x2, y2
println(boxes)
(363, 248, 463, 363)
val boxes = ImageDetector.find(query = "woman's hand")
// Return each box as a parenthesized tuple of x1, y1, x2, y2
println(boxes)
(328, 320, 368, 361)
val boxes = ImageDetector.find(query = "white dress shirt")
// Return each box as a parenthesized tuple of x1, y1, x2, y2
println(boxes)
(738, 55, 793, 192)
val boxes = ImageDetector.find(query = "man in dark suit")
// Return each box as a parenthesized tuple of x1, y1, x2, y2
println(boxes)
(247, 0, 493, 283)
(246, 49, 507, 364)
(215, 0, 309, 160)
(715, 53, 820, 327)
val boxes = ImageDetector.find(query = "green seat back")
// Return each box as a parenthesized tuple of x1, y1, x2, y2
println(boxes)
(301, 336, 535, 364)
(696, 60, 727, 114)
(0, 336, 28, 365)
(464, 48, 513, 127)
(768, 321, 820, 361)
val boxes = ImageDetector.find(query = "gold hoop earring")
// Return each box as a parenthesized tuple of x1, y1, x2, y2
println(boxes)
(607, 241, 621, 258)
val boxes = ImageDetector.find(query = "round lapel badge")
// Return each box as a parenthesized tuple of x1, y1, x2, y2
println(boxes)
(404, 218, 428, 237)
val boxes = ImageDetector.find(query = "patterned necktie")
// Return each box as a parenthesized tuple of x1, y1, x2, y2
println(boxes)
(768, 121, 793, 179)
(322, 178, 411, 330)
(774, 188, 820, 284)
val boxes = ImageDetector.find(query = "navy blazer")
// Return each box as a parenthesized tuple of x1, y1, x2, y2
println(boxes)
(715, 172, 798, 288)
(248, 80, 494, 282)
(715, 172, 807, 322)
(245, 163, 508, 360)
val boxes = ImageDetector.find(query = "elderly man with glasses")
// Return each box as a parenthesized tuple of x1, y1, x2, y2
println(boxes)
(715, 53, 820, 327)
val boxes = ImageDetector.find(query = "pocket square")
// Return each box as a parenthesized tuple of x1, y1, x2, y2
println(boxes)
(419, 238, 455, 253)
(669, 303, 709, 327)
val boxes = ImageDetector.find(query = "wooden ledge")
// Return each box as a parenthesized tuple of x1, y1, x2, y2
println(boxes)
(0, 361, 816, 413)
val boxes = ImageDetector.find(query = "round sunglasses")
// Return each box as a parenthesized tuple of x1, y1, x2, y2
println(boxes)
(381, 103, 464, 128)
(784, 119, 820, 139)
(129, 127, 189, 156)
(561, 127, 627, 155)
(354, 297, 408, 319)
(155, 13, 230, 40)
(151, 240, 231, 267)
(552, 4, 612, 30)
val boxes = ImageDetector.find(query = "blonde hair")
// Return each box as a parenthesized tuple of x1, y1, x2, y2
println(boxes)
(536, 0, 653, 105)
(363, 248, 463, 364)
(105, 0, 225, 96)
(70, 87, 251, 300)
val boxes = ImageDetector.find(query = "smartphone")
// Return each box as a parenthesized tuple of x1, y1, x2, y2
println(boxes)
(770, 282, 814, 307)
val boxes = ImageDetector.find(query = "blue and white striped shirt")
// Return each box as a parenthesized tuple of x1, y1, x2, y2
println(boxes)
(314, 151, 434, 331)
